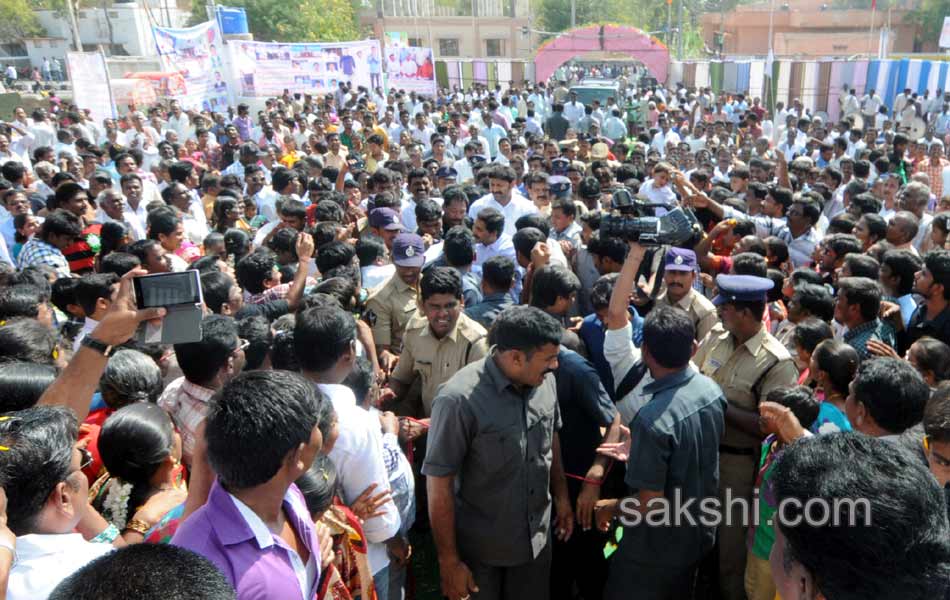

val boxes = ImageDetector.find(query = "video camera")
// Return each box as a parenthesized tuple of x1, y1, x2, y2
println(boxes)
(601, 188, 702, 246)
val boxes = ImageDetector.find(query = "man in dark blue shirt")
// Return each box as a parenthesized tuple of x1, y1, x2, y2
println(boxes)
(465, 255, 515, 330)
(550, 347, 617, 600)
(578, 273, 643, 400)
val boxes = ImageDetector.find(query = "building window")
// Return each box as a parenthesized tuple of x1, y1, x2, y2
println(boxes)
(438, 38, 459, 57)
(408, 37, 423, 47)
(486, 39, 505, 57)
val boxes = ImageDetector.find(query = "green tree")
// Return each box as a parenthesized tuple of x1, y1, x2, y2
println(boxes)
(536, 0, 620, 32)
(3, 0, 44, 40)
(535, 0, 676, 33)
(188, 0, 362, 42)
(907, 0, 950, 46)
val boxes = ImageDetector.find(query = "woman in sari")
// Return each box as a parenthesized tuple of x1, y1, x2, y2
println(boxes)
(89, 402, 187, 544)
(298, 455, 389, 600)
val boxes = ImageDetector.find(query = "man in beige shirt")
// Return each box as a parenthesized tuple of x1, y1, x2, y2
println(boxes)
(364, 233, 424, 372)
(322, 131, 348, 170)
(388, 266, 488, 428)
(692, 274, 798, 600)
(654, 248, 718, 342)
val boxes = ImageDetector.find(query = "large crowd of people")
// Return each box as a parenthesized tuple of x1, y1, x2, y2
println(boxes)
(0, 69, 947, 600)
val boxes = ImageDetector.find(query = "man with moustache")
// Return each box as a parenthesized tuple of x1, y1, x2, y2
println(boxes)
(467, 165, 537, 237)
(424, 306, 574, 600)
(654, 248, 718, 342)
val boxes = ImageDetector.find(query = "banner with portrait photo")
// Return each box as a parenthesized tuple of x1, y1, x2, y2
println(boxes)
(65, 51, 115, 123)
(384, 44, 437, 96)
(228, 39, 383, 98)
(152, 20, 231, 112)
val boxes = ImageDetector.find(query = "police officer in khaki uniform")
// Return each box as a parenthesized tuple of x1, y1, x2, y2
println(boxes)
(654, 248, 718, 342)
(365, 232, 424, 371)
(692, 274, 798, 600)
(388, 266, 489, 428)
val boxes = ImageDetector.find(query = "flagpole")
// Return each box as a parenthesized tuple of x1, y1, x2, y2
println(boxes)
(868, 0, 877, 58)
(766, 0, 775, 114)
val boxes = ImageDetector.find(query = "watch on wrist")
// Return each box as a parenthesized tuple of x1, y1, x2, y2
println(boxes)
(80, 336, 115, 357)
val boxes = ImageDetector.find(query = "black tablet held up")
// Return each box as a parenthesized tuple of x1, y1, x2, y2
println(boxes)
(132, 271, 204, 345)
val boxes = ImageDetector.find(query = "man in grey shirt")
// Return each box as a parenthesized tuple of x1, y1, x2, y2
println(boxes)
(595, 242, 727, 600)
(423, 305, 574, 600)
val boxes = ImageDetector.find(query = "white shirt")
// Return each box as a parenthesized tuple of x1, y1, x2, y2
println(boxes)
(563, 101, 585, 126)
(400, 196, 443, 234)
(8, 533, 113, 600)
(474, 234, 516, 269)
(362, 263, 396, 290)
(778, 141, 806, 162)
(181, 211, 209, 246)
(167, 114, 193, 141)
(862, 94, 882, 116)
(842, 94, 860, 117)
(650, 130, 681, 156)
(29, 121, 56, 150)
(453, 158, 474, 183)
(0, 229, 13, 267)
(603, 321, 653, 426)
(778, 226, 821, 268)
(95, 209, 146, 241)
(481, 123, 506, 158)
(319, 383, 401, 575)
(685, 135, 707, 153)
(894, 93, 908, 117)
(913, 212, 934, 252)
(168, 252, 189, 272)
(638, 179, 677, 214)
(230, 492, 317, 600)
(253, 219, 281, 247)
(410, 125, 435, 150)
(468, 192, 538, 238)
(255, 188, 281, 224)
(603, 116, 627, 141)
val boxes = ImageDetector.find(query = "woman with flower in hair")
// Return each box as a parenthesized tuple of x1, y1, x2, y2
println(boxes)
(298, 455, 382, 600)
(80, 349, 165, 484)
(89, 402, 187, 544)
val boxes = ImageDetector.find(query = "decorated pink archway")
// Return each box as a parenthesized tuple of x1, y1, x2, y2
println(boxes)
(534, 24, 670, 84)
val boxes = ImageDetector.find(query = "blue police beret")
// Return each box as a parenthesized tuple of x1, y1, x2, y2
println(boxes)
(712, 274, 774, 306)
(548, 175, 571, 197)
(435, 166, 458, 179)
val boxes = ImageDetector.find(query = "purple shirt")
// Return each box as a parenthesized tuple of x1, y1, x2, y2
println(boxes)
(233, 116, 253, 142)
(172, 479, 321, 600)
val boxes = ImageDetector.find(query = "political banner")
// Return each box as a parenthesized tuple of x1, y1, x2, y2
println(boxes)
(384, 44, 437, 96)
(65, 51, 115, 123)
(228, 40, 383, 98)
(152, 20, 231, 112)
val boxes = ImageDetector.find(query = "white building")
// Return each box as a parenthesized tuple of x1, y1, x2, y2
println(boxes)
(20, 0, 189, 70)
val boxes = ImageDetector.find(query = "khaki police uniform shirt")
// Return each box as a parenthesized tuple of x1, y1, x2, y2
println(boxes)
(365, 274, 419, 352)
(693, 324, 798, 449)
(656, 288, 718, 342)
(391, 312, 489, 416)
